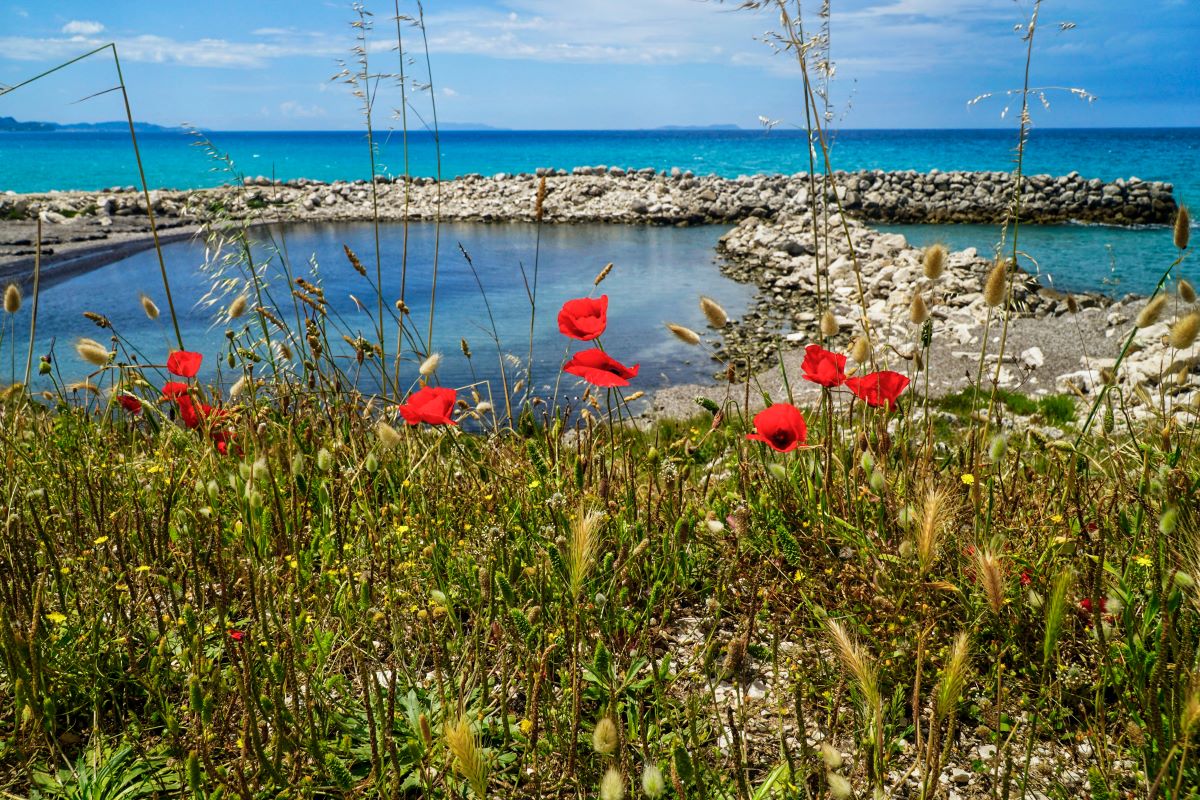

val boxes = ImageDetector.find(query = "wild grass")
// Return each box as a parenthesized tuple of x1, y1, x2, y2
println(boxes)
(0, 1, 1198, 799)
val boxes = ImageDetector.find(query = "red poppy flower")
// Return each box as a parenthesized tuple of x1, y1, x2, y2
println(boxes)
(844, 370, 910, 411)
(801, 345, 847, 388)
(161, 381, 189, 400)
(167, 350, 203, 378)
(557, 295, 608, 341)
(745, 403, 807, 453)
(563, 348, 640, 387)
(116, 394, 142, 415)
(397, 386, 458, 426)
(228, 629, 245, 642)
(1020, 570, 1032, 587)
(1079, 597, 1107, 614)
(212, 429, 236, 456)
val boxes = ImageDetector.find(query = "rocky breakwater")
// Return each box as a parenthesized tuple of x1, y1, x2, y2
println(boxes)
(0, 168, 1176, 283)
(834, 169, 1177, 225)
(707, 211, 1198, 423)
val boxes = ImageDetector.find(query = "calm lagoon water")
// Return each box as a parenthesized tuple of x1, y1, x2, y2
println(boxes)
(0, 222, 753, 397)
(878, 222, 1187, 296)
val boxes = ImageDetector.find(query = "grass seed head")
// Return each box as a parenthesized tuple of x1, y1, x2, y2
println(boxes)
(973, 547, 1005, 615)
(934, 632, 971, 720)
(641, 764, 666, 799)
(599, 767, 625, 800)
(666, 323, 701, 345)
(568, 508, 604, 599)
(700, 295, 728, 328)
(535, 175, 547, 221)
(139, 293, 159, 320)
(419, 352, 442, 376)
(376, 420, 402, 450)
(910, 292, 930, 325)
(75, 338, 111, 367)
(827, 772, 853, 800)
(820, 309, 839, 337)
(983, 260, 1007, 307)
(4, 283, 22, 314)
(592, 716, 619, 755)
(1175, 205, 1191, 250)
(922, 243, 947, 279)
(916, 485, 957, 575)
(1170, 312, 1200, 349)
(1180, 279, 1197, 305)
(1137, 293, 1169, 328)
(825, 618, 881, 712)
(594, 262, 614, 286)
(820, 743, 843, 770)
(228, 295, 248, 320)
(445, 716, 488, 799)
(851, 335, 870, 363)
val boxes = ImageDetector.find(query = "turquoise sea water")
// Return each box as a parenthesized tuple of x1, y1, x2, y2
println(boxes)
(2, 128, 1198, 394)
(2, 128, 1197, 200)
(0, 222, 753, 395)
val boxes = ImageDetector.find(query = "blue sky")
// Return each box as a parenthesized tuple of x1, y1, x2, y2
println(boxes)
(0, 0, 1196, 130)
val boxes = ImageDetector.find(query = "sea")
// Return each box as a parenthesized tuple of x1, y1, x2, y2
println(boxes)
(1, 128, 1197, 395)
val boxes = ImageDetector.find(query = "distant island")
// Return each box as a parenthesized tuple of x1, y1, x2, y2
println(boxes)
(655, 124, 743, 130)
(0, 116, 181, 133)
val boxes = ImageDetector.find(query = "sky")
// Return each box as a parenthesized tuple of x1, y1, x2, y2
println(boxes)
(0, 0, 1196, 130)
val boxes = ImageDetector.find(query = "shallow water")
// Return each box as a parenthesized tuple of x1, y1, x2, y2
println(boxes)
(0, 221, 753, 401)
(877, 222, 1190, 296)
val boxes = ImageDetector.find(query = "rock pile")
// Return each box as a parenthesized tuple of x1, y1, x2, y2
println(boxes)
(0, 168, 1176, 234)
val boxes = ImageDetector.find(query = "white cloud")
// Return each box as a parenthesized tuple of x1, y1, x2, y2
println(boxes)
(279, 100, 327, 118)
(442, 86, 458, 97)
(62, 20, 105, 35)
(0, 31, 342, 69)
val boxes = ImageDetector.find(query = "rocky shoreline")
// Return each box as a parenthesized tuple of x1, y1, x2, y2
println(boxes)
(1, 170, 1193, 422)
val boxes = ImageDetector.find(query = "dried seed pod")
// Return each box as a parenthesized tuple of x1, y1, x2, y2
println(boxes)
(1175, 205, 1190, 250)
